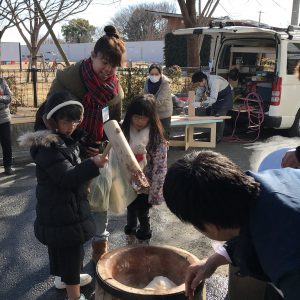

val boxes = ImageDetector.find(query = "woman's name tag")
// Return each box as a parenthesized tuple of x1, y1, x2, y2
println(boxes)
(102, 106, 110, 123)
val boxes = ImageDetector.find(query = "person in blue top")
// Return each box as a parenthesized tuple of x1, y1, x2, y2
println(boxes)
(163, 150, 300, 300)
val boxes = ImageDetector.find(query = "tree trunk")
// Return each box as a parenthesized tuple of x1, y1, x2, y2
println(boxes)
(177, 0, 219, 67)
(31, 48, 38, 68)
(187, 35, 200, 67)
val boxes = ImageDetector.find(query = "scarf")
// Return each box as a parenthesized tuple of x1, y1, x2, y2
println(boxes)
(78, 58, 118, 144)
(147, 78, 161, 95)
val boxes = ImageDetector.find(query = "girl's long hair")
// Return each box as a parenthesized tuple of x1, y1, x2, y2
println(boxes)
(122, 94, 166, 153)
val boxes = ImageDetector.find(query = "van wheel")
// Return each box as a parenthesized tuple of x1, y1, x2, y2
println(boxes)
(289, 110, 300, 137)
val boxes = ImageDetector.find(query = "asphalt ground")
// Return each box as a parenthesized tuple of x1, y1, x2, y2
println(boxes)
(1, 127, 300, 300)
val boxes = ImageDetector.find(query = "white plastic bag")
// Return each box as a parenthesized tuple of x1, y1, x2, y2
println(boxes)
(88, 149, 137, 214)
(88, 163, 112, 212)
(109, 149, 137, 214)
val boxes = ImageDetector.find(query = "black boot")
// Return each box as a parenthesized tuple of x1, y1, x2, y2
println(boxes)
(4, 167, 14, 175)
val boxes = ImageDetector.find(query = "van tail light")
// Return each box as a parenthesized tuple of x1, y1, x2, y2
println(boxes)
(271, 77, 282, 106)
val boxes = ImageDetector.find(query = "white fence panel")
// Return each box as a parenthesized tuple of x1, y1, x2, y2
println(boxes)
(20, 40, 164, 63)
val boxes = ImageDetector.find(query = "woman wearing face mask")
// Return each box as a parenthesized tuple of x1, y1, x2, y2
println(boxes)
(144, 64, 173, 139)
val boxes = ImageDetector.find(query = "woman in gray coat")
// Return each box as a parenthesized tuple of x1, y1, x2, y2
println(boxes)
(144, 64, 173, 139)
(0, 78, 13, 175)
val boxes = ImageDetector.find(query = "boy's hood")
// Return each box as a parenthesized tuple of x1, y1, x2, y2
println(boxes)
(18, 130, 60, 148)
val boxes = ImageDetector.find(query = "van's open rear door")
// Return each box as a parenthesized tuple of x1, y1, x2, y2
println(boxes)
(173, 26, 279, 71)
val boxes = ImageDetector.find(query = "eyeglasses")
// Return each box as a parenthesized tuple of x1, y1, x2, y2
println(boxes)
(60, 119, 82, 126)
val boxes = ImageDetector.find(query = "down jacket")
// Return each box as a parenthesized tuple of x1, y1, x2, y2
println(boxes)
(144, 75, 173, 119)
(0, 78, 12, 124)
(19, 130, 99, 248)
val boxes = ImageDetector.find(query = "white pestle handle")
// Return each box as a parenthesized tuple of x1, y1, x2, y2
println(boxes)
(101, 142, 112, 157)
(103, 120, 149, 190)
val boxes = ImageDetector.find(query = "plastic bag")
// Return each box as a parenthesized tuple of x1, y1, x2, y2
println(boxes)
(88, 149, 137, 214)
(109, 148, 137, 214)
(88, 163, 112, 212)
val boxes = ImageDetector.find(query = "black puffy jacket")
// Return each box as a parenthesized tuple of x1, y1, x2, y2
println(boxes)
(19, 130, 99, 248)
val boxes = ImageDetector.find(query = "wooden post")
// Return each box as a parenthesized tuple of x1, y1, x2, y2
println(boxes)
(188, 90, 195, 117)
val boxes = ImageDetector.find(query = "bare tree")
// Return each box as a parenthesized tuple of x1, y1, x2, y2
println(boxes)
(0, 0, 93, 66)
(111, 2, 176, 41)
(0, 1, 18, 41)
(177, 0, 220, 67)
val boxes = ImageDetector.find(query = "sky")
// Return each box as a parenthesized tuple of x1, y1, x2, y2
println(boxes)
(1, 0, 294, 44)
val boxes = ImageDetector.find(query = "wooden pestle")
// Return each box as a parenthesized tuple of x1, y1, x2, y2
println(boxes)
(103, 120, 150, 192)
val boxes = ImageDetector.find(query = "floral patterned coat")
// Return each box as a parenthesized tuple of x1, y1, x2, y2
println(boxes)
(144, 140, 168, 205)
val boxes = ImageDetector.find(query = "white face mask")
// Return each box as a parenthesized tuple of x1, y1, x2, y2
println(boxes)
(149, 75, 161, 83)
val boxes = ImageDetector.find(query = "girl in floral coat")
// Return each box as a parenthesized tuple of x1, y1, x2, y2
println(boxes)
(121, 94, 168, 244)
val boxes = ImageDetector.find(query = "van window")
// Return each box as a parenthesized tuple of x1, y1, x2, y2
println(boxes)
(218, 45, 231, 69)
(218, 45, 257, 69)
(218, 43, 275, 72)
(287, 43, 300, 74)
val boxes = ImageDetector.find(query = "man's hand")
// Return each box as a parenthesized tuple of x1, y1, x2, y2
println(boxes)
(281, 149, 300, 168)
(185, 253, 228, 299)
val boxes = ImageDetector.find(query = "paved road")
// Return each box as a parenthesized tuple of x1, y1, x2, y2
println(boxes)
(1, 129, 300, 300)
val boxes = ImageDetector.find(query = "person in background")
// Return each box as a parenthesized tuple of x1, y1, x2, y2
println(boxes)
(192, 70, 233, 143)
(144, 64, 173, 139)
(19, 91, 108, 300)
(34, 25, 126, 264)
(121, 94, 168, 244)
(0, 77, 14, 176)
(164, 151, 300, 300)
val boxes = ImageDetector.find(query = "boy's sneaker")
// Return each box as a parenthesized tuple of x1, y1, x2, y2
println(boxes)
(54, 274, 92, 289)
(65, 293, 87, 300)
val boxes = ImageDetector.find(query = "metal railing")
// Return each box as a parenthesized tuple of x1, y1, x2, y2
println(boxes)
(1, 67, 56, 109)
(1, 66, 193, 111)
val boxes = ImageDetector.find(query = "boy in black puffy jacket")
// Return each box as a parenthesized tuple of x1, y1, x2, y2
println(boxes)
(19, 91, 107, 300)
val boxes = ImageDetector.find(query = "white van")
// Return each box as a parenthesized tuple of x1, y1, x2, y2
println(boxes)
(173, 25, 300, 136)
